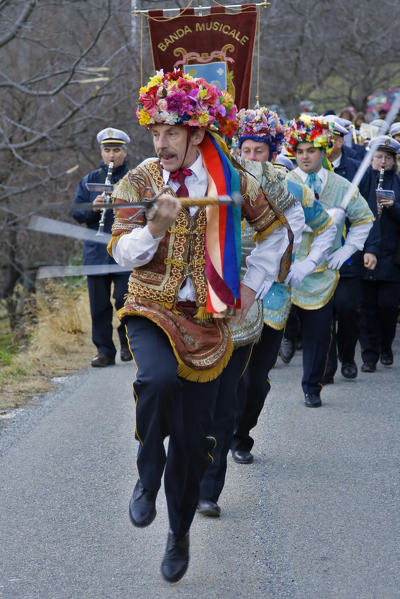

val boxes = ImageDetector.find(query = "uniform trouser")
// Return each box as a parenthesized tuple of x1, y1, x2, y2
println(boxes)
(126, 316, 220, 538)
(199, 344, 251, 503)
(231, 324, 284, 453)
(325, 278, 362, 377)
(359, 280, 400, 365)
(297, 300, 334, 395)
(283, 305, 301, 341)
(87, 272, 130, 357)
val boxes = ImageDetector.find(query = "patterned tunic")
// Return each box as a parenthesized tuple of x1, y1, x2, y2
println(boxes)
(107, 158, 286, 381)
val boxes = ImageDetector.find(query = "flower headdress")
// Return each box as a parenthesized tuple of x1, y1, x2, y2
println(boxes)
(136, 69, 238, 137)
(283, 115, 335, 157)
(236, 107, 285, 153)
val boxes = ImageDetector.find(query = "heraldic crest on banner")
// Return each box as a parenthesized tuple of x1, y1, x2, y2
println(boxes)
(174, 46, 235, 100)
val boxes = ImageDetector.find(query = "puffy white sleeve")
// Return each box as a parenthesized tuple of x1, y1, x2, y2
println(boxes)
(112, 225, 163, 268)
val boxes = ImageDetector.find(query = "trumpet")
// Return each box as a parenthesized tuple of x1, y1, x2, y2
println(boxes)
(96, 160, 114, 235)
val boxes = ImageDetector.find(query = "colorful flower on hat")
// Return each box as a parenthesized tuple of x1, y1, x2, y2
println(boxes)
(236, 106, 285, 153)
(283, 115, 335, 157)
(136, 69, 238, 137)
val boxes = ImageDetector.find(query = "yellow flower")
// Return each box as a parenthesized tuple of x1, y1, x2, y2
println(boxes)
(138, 110, 151, 125)
(199, 111, 210, 126)
(148, 74, 163, 88)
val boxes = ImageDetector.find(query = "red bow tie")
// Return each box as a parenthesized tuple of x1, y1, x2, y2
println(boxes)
(169, 168, 192, 197)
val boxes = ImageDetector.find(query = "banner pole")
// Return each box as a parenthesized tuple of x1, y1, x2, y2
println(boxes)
(140, 13, 143, 87)
(133, 1, 269, 15)
(255, 9, 260, 108)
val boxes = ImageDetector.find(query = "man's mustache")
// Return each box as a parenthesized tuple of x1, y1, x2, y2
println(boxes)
(157, 151, 176, 160)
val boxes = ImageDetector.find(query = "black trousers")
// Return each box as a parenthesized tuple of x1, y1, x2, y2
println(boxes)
(296, 300, 334, 395)
(87, 272, 130, 357)
(199, 343, 251, 503)
(232, 324, 284, 453)
(283, 305, 301, 341)
(326, 277, 362, 376)
(359, 280, 400, 364)
(126, 316, 220, 538)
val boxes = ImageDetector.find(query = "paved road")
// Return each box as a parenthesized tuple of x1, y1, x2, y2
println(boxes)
(1, 334, 399, 599)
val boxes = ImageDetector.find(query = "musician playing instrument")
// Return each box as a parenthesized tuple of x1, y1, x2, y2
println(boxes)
(70, 127, 132, 367)
(359, 135, 400, 372)
(107, 70, 290, 584)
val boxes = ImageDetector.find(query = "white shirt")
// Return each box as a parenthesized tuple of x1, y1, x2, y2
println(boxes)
(112, 154, 288, 300)
(295, 165, 328, 191)
(330, 154, 342, 169)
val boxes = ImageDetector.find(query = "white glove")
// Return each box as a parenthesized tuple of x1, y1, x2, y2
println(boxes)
(285, 258, 317, 288)
(326, 206, 346, 227)
(327, 245, 355, 270)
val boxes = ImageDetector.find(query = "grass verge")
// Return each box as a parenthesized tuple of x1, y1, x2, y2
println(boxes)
(0, 282, 93, 414)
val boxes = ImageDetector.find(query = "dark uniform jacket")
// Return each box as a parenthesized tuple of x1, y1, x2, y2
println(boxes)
(343, 143, 366, 162)
(363, 167, 400, 282)
(70, 160, 129, 265)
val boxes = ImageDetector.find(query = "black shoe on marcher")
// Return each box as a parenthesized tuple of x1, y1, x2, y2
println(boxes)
(279, 337, 295, 364)
(321, 375, 334, 385)
(129, 479, 157, 528)
(361, 362, 376, 373)
(120, 344, 133, 362)
(197, 499, 221, 518)
(341, 362, 358, 379)
(91, 353, 115, 367)
(161, 532, 190, 583)
(231, 449, 254, 464)
(380, 351, 393, 366)
(304, 393, 322, 408)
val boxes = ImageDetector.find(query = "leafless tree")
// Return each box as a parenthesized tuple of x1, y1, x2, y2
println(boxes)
(0, 0, 148, 337)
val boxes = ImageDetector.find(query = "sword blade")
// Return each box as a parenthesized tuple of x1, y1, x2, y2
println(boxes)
(28, 216, 111, 244)
(86, 182, 114, 193)
(37, 264, 128, 279)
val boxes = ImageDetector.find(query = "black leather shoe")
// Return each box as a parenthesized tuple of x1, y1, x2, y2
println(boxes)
(380, 351, 393, 366)
(197, 499, 221, 517)
(161, 532, 189, 583)
(279, 337, 295, 364)
(304, 393, 322, 408)
(91, 353, 115, 367)
(231, 449, 254, 464)
(120, 344, 133, 362)
(321, 375, 334, 385)
(361, 362, 376, 373)
(341, 362, 358, 379)
(129, 479, 157, 528)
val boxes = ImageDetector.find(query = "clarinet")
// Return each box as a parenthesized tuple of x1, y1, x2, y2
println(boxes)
(96, 160, 114, 235)
(376, 165, 385, 218)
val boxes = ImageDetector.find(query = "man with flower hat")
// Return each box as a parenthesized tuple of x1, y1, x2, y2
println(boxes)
(107, 70, 291, 582)
(197, 106, 307, 516)
(228, 107, 337, 462)
(284, 115, 374, 407)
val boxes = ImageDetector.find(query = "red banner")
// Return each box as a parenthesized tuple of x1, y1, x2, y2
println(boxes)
(147, 5, 257, 110)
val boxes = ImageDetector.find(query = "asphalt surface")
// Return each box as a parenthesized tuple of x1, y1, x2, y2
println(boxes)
(1, 333, 399, 599)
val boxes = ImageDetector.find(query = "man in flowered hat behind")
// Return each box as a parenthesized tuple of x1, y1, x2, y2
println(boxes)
(197, 106, 306, 516)
(284, 115, 374, 408)
(107, 70, 291, 582)
(228, 108, 335, 464)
